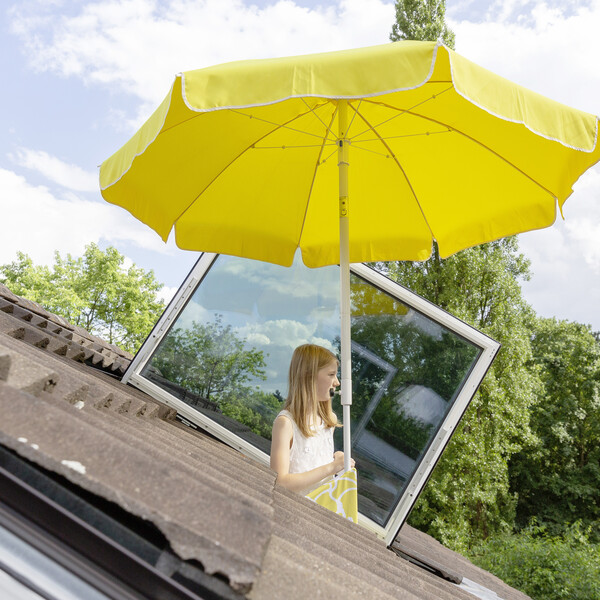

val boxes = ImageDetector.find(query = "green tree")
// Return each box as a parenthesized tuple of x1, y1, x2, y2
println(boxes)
(148, 315, 273, 438)
(0, 244, 164, 353)
(220, 389, 282, 440)
(469, 521, 600, 600)
(379, 238, 539, 551)
(386, 0, 541, 552)
(390, 0, 455, 48)
(149, 315, 267, 402)
(510, 318, 600, 539)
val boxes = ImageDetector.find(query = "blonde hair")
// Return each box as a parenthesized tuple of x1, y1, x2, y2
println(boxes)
(284, 344, 340, 437)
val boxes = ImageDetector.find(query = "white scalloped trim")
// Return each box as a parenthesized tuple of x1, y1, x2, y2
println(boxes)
(446, 43, 598, 153)
(102, 41, 598, 196)
(178, 42, 442, 113)
(100, 77, 177, 193)
(102, 44, 441, 192)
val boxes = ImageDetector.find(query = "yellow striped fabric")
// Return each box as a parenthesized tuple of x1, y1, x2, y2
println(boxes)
(306, 468, 358, 523)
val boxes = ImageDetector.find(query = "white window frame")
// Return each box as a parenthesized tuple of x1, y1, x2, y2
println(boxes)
(123, 254, 500, 545)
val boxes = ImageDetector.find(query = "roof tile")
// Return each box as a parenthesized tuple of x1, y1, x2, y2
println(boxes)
(0, 301, 130, 375)
(0, 283, 20, 303)
(0, 376, 272, 593)
(0, 285, 532, 600)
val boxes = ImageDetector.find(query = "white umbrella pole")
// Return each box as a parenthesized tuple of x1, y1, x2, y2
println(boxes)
(338, 100, 352, 473)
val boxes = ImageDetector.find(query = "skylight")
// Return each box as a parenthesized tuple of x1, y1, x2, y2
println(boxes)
(125, 253, 499, 544)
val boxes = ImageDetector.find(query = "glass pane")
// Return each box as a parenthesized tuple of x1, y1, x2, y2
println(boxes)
(140, 254, 481, 526)
(141, 254, 340, 455)
(346, 275, 481, 526)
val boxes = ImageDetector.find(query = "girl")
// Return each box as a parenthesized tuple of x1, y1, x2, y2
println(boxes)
(270, 344, 354, 494)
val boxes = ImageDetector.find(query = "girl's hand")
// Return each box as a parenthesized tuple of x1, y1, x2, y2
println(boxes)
(333, 451, 355, 473)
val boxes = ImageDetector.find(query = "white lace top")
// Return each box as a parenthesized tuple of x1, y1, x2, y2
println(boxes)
(277, 409, 334, 493)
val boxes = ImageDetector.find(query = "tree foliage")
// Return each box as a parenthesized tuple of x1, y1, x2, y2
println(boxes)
(386, 0, 546, 553)
(469, 521, 600, 600)
(510, 317, 600, 539)
(0, 244, 164, 353)
(379, 238, 539, 550)
(385, 5, 600, 596)
(390, 0, 455, 48)
(220, 389, 282, 440)
(150, 315, 267, 401)
(148, 315, 279, 439)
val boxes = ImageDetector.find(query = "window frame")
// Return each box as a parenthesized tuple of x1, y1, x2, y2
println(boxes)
(123, 254, 500, 545)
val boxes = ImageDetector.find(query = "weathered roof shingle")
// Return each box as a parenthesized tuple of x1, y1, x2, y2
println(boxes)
(0, 287, 530, 599)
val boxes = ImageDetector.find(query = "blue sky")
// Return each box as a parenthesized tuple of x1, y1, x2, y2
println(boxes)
(2, 0, 599, 330)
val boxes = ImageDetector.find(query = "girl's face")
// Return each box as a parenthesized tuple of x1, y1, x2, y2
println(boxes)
(316, 360, 340, 402)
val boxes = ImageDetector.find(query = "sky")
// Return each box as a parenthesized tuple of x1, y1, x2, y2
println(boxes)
(1, 0, 599, 331)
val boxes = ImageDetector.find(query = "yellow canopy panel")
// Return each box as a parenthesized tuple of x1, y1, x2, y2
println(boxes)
(99, 41, 600, 267)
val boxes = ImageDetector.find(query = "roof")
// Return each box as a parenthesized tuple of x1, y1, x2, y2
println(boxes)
(0, 283, 530, 600)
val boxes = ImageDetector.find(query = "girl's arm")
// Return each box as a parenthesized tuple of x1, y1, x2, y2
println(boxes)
(270, 415, 345, 493)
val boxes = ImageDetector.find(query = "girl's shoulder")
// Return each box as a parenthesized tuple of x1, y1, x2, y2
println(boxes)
(274, 410, 298, 440)
(277, 409, 296, 426)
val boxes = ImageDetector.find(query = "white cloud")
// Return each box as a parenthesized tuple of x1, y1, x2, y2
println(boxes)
(0, 167, 174, 266)
(236, 319, 317, 350)
(221, 255, 339, 300)
(7, 0, 600, 332)
(157, 285, 179, 304)
(446, 0, 600, 330)
(236, 318, 336, 351)
(518, 168, 600, 330)
(450, 0, 600, 114)
(175, 299, 213, 330)
(11, 147, 98, 192)
(564, 170, 600, 271)
(246, 332, 272, 346)
(10, 0, 395, 122)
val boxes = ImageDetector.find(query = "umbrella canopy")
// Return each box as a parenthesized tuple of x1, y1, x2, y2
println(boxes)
(100, 41, 599, 267)
(100, 40, 600, 473)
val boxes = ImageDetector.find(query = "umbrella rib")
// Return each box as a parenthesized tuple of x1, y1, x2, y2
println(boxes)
(346, 99, 362, 135)
(301, 97, 337, 139)
(159, 111, 205, 135)
(320, 146, 339, 165)
(352, 129, 452, 154)
(296, 109, 339, 249)
(372, 102, 558, 198)
(349, 86, 453, 142)
(253, 142, 337, 149)
(349, 104, 437, 242)
(172, 106, 333, 228)
(255, 129, 452, 151)
(229, 104, 334, 143)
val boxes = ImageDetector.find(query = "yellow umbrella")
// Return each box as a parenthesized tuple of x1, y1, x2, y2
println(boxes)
(100, 41, 600, 472)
